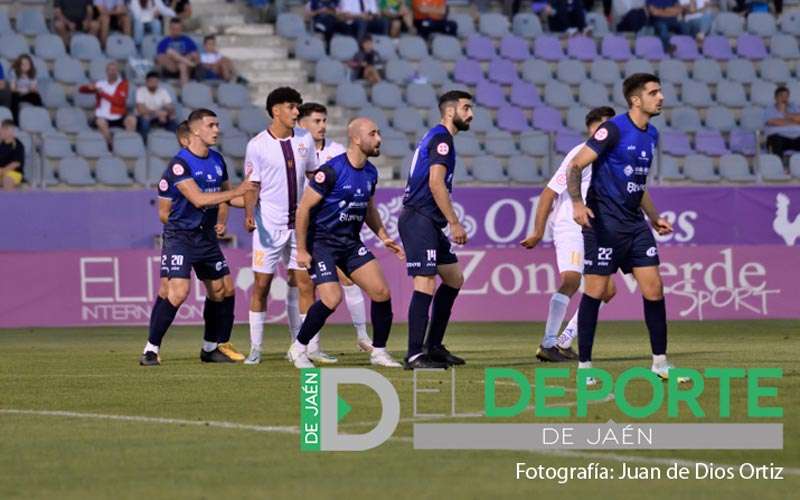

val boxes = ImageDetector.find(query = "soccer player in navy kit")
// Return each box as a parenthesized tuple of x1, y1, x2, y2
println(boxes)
(399, 90, 474, 370)
(140, 109, 256, 366)
(565, 74, 687, 382)
(288, 117, 405, 368)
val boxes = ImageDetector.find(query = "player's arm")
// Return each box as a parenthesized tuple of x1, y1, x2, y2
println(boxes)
(158, 197, 171, 224)
(520, 187, 557, 249)
(175, 178, 254, 209)
(215, 180, 231, 237)
(429, 164, 467, 245)
(640, 191, 673, 235)
(570, 122, 619, 227)
(365, 198, 404, 259)
(295, 186, 325, 270)
(243, 144, 261, 232)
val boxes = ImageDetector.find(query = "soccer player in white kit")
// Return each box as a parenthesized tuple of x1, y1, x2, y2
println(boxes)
(243, 87, 319, 365)
(298, 102, 374, 354)
(521, 107, 617, 362)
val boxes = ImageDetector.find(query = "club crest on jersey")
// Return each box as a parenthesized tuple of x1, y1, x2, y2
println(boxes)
(594, 128, 608, 141)
(172, 163, 185, 176)
(215, 165, 223, 177)
(437, 142, 450, 155)
(158, 179, 168, 191)
(624, 165, 634, 176)
(314, 171, 326, 183)
(297, 142, 308, 158)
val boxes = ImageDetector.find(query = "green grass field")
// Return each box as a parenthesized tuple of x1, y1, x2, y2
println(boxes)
(1, 320, 798, 499)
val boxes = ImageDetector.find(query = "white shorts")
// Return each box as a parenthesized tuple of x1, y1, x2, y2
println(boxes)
(553, 231, 584, 274)
(252, 227, 300, 274)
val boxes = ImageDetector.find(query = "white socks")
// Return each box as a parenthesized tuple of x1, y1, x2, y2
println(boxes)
(308, 332, 320, 353)
(286, 286, 300, 341)
(558, 301, 604, 349)
(143, 342, 159, 354)
(652, 354, 668, 367)
(542, 293, 570, 348)
(202, 341, 218, 353)
(249, 310, 265, 351)
(342, 284, 369, 340)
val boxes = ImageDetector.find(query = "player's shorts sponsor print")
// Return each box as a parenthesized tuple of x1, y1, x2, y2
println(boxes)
(308, 241, 375, 285)
(582, 225, 659, 275)
(160, 229, 230, 280)
(251, 227, 299, 273)
(398, 209, 458, 276)
(554, 231, 584, 274)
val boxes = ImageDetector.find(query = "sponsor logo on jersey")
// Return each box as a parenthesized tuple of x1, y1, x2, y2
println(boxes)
(646, 246, 658, 257)
(358, 247, 368, 256)
(437, 142, 450, 155)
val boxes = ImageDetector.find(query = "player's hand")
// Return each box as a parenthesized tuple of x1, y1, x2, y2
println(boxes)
(572, 202, 594, 228)
(296, 249, 312, 270)
(449, 221, 468, 245)
(651, 217, 673, 235)
(520, 233, 543, 249)
(244, 215, 256, 233)
(382, 238, 405, 260)
(214, 223, 226, 237)
(234, 180, 258, 196)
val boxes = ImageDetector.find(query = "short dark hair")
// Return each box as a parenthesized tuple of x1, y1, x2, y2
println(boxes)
(438, 90, 472, 111)
(298, 102, 327, 119)
(176, 120, 190, 141)
(203, 35, 216, 44)
(622, 73, 661, 106)
(145, 70, 159, 80)
(169, 17, 182, 25)
(775, 86, 789, 98)
(585, 106, 616, 128)
(187, 108, 217, 127)
(265, 87, 303, 118)
(1, 119, 15, 128)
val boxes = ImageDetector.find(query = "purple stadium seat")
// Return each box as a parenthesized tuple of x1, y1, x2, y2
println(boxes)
(661, 130, 694, 156)
(487, 58, 518, 85)
(499, 35, 530, 62)
(736, 33, 768, 60)
(566, 35, 597, 61)
(635, 36, 666, 60)
(475, 80, 507, 108)
(496, 105, 530, 133)
(509, 80, 541, 109)
(702, 35, 734, 60)
(729, 128, 757, 155)
(555, 129, 583, 154)
(670, 35, 700, 60)
(601, 34, 633, 61)
(695, 130, 730, 156)
(532, 105, 564, 132)
(465, 34, 496, 61)
(453, 58, 484, 85)
(533, 35, 565, 61)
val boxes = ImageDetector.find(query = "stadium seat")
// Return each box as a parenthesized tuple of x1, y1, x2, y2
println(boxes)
(532, 106, 564, 132)
(54, 57, 87, 85)
(147, 129, 179, 158)
(736, 34, 768, 60)
(74, 91, 97, 110)
(720, 154, 756, 182)
(750, 80, 776, 107)
(76, 131, 111, 158)
(556, 59, 586, 85)
(17, 8, 48, 35)
(405, 82, 437, 108)
(135, 155, 167, 185)
(715, 80, 748, 108)
(40, 82, 68, 109)
(778, 11, 800, 36)
(661, 130, 693, 156)
(520, 130, 549, 156)
(0, 33, 28, 60)
(601, 34, 632, 61)
(96, 157, 132, 186)
(20, 107, 54, 134)
(702, 36, 734, 60)
(499, 34, 530, 62)
(691, 58, 722, 83)
(681, 80, 713, 107)
(590, 59, 620, 85)
(392, 107, 424, 134)
(521, 58, 552, 84)
(567, 106, 589, 132)
(336, 82, 368, 109)
(141, 34, 161, 60)
(0, 106, 11, 122)
(658, 59, 689, 84)
(220, 131, 248, 159)
(623, 58, 654, 77)
(356, 106, 389, 130)
(398, 35, 428, 61)
(34, 34, 67, 61)
(217, 83, 251, 109)
(509, 80, 541, 109)
(533, 35, 565, 61)
(453, 157, 473, 182)
(113, 132, 146, 159)
(496, 105, 529, 133)
(0, 10, 11, 35)
(729, 128, 757, 155)
(31, 56, 51, 81)
(55, 107, 90, 134)
(42, 133, 75, 159)
(790, 154, 800, 179)
(381, 137, 410, 158)
(475, 80, 506, 109)
(758, 154, 791, 181)
(659, 155, 684, 180)
(555, 129, 583, 154)
(747, 12, 776, 37)
(453, 132, 482, 156)
(451, 13, 476, 39)
(386, 58, 415, 84)
(566, 35, 597, 61)
(432, 35, 463, 62)
(89, 57, 111, 82)
(507, 155, 543, 183)
(670, 35, 700, 60)
(371, 35, 397, 60)
(487, 58, 518, 85)
(330, 35, 358, 62)
(276, 12, 306, 39)
(578, 80, 608, 108)
(471, 155, 507, 182)
(465, 34, 495, 61)
(58, 157, 96, 186)
(694, 130, 729, 156)
(635, 36, 666, 61)
(106, 34, 137, 60)
(295, 36, 325, 62)
(713, 12, 744, 37)
(70, 33, 104, 62)
(512, 13, 543, 39)
(181, 82, 215, 109)
(399, 152, 414, 179)
(544, 80, 574, 108)
(704, 106, 737, 132)
(371, 82, 403, 109)
(417, 58, 448, 86)
(759, 58, 791, 84)
(479, 12, 510, 38)
(313, 58, 347, 86)
(769, 34, 800, 59)
(468, 106, 495, 134)
(585, 11, 610, 36)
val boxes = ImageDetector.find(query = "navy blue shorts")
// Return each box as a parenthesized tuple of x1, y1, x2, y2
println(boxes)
(582, 224, 659, 275)
(398, 208, 458, 277)
(160, 229, 230, 281)
(308, 239, 375, 285)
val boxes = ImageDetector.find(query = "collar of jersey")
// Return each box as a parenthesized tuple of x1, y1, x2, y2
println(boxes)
(267, 128, 294, 141)
(625, 112, 649, 132)
(183, 147, 210, 160)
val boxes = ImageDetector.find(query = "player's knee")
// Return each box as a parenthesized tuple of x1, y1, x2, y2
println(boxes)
(320, 288, 342, 310)
(222, 278, 235, 297)
(370, 285, 391, 302)
(559, 273, 582, 296)
(167, 282, 190, 305)
(641, 279, 664, 301)
(443, 271, 464, 289)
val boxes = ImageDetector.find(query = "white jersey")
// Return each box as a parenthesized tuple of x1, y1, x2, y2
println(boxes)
(245, 127, 317, 230)
(315, 139, 346, 167)
(547, 143, 592, 238)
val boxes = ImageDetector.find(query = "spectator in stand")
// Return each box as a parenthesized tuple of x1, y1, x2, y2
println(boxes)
(79, 61, 137, 146)
(9, 55, 43, 125)
(734, 0, 781, 15)
(130, 0, 177, 46)
(647, 0, 687, 50)
(170, 0, 194, 23)
(54, 0, 99, 47)
(93, 0, 133, 46)
(337, 0, 389, 40)
(613, 0, 647, 32)
(349, 35, 384, 84)
(136, 71, 177, 138)
(679, 0, 714, 41)
(583, 0, 611, 17)
(155, 18, 200, 86)
(0, 61, 10, 112)
(548, 0, 587, 34)
(411, 0, 457, 40)
(380, 0, 415, 37)
(0, 120, 24, 191)
(764, 86, 800, 161)
(199, 35, 243, 83)
(477, 0, 523, 17)
(307, 0, 341, 50)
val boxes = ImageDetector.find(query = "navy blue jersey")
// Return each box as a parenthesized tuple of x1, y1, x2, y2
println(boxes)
(308, 153, 378, 247)
(402, 124, 456, 228)
(161, 148, 229, 231)
(584, 113, 658, 232)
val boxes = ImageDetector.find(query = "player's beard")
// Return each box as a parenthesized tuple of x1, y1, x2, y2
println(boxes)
(453, 115, 471, 131)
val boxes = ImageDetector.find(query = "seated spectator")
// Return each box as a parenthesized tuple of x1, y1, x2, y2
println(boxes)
(136, 71, 177, 138)
(380, 0, 415, 37)
(548, 0, 587, 34)
(79, 61, 137, 146)
(130, 0, 176, 45)
(307, 0, 341, 50)
(199, 35, 244, 83)
(337, 0, 389, 41)
(411, 0, 457, 40)
(764, 86, 800, 161)
(349, 35, 384, 84)
(0, 120, 24, 191)
(170, 0, 198, 30)
(646, 0, 687, 50)
(9, 55, 43, 125)
(54, 0, 99, 47)
(156, 18, 200, 86)
(93, 0, 133, 46)
(613, 0, 647, 32)
(0, 61, 10, 112)
(680, 0, 714, 41)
